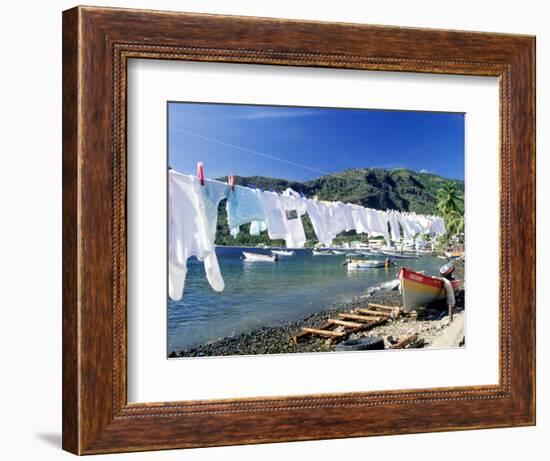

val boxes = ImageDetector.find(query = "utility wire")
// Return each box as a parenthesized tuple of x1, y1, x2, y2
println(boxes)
(169, 126, 395, 194)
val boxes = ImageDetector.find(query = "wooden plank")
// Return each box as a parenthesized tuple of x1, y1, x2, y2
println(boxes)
(368, 303, 399, 312)
(338, 313, 381, 322)
(293, 322, 332, 343)
(327, 317, 390, 344)
(301, 327, 345, 338)
(355, 308, 385, 316)
(327, 319, 363, 328)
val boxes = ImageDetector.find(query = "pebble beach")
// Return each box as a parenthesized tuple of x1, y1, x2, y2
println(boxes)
(170, 261, 465, 358)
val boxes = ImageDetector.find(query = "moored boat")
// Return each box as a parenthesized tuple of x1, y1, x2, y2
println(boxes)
(242, 251, 277, 262)
(346, 259, 386, 269)
(398, 268, 461, 312)
(312, 250, 334, 256)
(271, 249, 295, 256)
(381, 250, 420, 259)
(444, 251, 464, 259)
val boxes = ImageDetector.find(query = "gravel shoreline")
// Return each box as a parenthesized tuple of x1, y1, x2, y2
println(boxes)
(170, 262, 465, 358)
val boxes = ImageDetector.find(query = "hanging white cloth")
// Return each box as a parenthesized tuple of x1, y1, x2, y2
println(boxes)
(386, 211, 402, 242)
(306, 199, 334, 246)
(279, 189, 308, 248)
(350, 205, 369, 234)
(168, 171, 225, 301)
(365, 208, 390, 243)
(258, 189, 307, 248)
(257, 191, 288, 240)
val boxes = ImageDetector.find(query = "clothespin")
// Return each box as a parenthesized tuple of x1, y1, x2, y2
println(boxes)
(228, 175, 235, 192)
(197, 162, 205, 186)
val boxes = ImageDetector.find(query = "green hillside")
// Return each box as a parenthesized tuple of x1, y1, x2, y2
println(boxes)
(214, 168, 463, 246)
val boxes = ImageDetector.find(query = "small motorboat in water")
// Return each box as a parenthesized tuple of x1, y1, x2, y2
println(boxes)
(242, 251, 278, 262)
(398, 267, 461, 312)
(271, 249, 295, 256)
(346, 259, 387, 269)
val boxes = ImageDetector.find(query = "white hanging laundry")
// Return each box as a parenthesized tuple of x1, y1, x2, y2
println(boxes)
(226, 185, 267, 237)
(338, 202, 356, 232)
(399, 213, 414, 240)
(280, 188, 308, 248)
(326, 202, 347, 236)
(400, 213, 423, 239)
(386, 211, 402, 242)
(415, 214, 433, 234)
(410, 214, 426, 234)
(325, 201, 355, 236)
(306, 199, 334, 246)
(249, 220, 267, 236)
(365, 208, 390, 243)
(257, 191, 288, 240)
(168, 171, 225, 301)
(434, 216, 447, 235)
(350, 205, 369, 234)
(257, 189, 307, 248)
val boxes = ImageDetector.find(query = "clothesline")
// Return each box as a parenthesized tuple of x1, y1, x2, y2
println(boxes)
(170, 126, 400, 193)
(167, 167, 446, 301)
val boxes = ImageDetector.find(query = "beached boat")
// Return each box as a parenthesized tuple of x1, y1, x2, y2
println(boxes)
(242, 251, 277, 262)
(381, 250, 420, 259)
(347, 259, 386, 269)
(398, 268, 461, 312)
(271, 249, 295, 256)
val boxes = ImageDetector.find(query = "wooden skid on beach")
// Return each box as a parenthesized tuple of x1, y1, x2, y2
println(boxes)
(301, 327, 345, 338)
(293, 301, 399, 344)
(327, 316, 389, 344)
(327, 319, 364, 328)
(355, 308, 387, 316)
(339, 313, 381, 322)
(368, 303, 400, 312)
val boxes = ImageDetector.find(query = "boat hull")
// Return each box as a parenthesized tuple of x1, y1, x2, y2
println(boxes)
(271, 250, 295, 256)
(382, 251, 420, 260)
(444, 251, 464, 259)
(398, 268, 461, 312)
(347, 260, 386, 269)
(242, 251, 277, 262)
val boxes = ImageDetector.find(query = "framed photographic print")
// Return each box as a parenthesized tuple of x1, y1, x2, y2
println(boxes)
(62, 6, 535, 455)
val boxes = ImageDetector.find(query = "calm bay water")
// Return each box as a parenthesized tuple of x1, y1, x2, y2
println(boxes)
(168, 247, 445, 351)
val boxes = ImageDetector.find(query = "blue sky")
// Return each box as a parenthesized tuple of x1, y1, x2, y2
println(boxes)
(168, 102, 464, 181)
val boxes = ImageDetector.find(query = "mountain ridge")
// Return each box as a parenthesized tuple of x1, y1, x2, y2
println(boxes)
(221, 167, 463, 215)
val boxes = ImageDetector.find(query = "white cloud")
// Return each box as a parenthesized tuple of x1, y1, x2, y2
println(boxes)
(236, 108, 321, 120)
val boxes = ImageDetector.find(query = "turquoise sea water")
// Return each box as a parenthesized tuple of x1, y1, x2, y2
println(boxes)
(167, 247, 445, 352)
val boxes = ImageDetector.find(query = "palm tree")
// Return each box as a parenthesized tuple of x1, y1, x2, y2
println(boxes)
(446, 209, 465, 238)
(436, 183, 464, 241)
(436, 183, 463, 216)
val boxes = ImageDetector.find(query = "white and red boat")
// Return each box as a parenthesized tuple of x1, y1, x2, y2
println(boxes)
(398, 268, 461, 312)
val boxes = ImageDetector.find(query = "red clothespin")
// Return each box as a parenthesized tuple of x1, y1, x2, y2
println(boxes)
(197, 162, 205, 186)
(228, 175, 235, 191)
